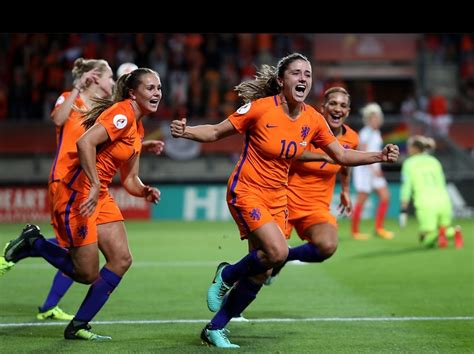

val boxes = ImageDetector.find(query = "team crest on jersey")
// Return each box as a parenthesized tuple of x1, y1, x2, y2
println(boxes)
(249, 207, 261, 221)
(301, 125, 310, 139)
(76, 225, 88, 238)
(55, 95, 65, 107)
(236, 102, 251, 115)
(113, 114, 128, 129)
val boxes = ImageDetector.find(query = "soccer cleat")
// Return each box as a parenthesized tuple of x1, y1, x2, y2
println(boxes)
(375, 228, 394, 240)
(201, 324, 240, 348)
(454, 225, 464, 249)
(231, 314, 250, 322)
(4, 224, 42, 262)
(0, 241, 16, 276)
(64, 321, 111, 341)
(207, 262, 231, 312)
(438, 233, 448, 248)
(352, 232, 369, 240)
(263, 275, 277, 286)
(263, 262, 285, 286)
(37, 306, 74, 321)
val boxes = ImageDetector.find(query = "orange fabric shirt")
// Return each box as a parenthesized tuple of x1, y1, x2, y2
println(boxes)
(228, 96, 336, 192)
(49, 92, 86, 183)
(288, 124, 359, 216)
(63, 99, 143, 194)
(226, 95, 336, 237)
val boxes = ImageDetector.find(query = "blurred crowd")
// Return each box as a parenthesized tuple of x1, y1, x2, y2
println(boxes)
(0, 33, 473, 122)
(0, 33, 313, 122)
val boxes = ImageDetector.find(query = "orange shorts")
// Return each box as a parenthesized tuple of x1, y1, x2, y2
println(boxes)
(286, 207, 337, 240)
(227, 185, 288, 239)
(52, 182, 123, 248)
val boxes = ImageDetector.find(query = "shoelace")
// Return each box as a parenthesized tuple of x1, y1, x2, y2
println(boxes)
(218, 283, 230, 298)
(217, 328, 232, 344)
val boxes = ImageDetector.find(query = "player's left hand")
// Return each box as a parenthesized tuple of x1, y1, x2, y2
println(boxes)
(142, 140, 165, 155)
(338, 191, 353, 216)
(144, 185, 160, 204)
(382, 144, 399, 163)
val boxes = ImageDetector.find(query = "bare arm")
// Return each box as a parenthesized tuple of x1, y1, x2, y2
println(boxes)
(76, 124, 109, 217)
(51, 68, 101, 126)
(119, 154, 160, 204)
(338, 166, 353, 216)
(299, 150, 334, 163)
(170, 118, 238, 142)
(51, 88, 81, 126)
(142, 140, 165, 155)
(321, 140, 399, 166)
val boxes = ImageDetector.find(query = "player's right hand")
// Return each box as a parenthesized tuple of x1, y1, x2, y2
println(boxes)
(170, 118, 187, 138)
(79, 184, 100, 217)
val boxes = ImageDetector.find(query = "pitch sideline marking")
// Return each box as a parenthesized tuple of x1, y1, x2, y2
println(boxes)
(1, 316, 473, 328)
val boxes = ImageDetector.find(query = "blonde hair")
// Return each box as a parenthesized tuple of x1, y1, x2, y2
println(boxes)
(407, 135, 436, 153)
(117, 62, 138, 78)
(361, 102, 384, 125)
(72, 58, 109, 88)
(323, 87, 351, 106)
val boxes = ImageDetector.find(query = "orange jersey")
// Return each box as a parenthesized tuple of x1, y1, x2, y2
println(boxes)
(228, 96, 335, 191)
(288, 124, 359, 217)
(63, 99, 143, 194)
(226, 95, 335, 237)
(49, 92, 87, 183)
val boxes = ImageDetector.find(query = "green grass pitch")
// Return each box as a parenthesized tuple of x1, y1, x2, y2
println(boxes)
(0, 218, 473, 352)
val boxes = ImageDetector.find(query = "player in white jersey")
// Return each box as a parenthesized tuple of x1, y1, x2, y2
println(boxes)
(351, 103, 393, 240)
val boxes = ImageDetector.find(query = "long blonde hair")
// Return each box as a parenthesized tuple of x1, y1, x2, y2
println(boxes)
(72, 58, 109, 89)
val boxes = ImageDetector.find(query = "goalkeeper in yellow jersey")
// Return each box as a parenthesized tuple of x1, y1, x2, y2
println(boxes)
(399, 135, 463, 248)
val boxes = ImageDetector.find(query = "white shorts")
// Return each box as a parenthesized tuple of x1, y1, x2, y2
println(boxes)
(353, 166, 387, 193)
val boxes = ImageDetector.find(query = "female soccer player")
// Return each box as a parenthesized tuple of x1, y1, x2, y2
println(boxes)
(4, 68, 161, 340)
(400, 135, 463, 248)
(170, 53, 399, 348)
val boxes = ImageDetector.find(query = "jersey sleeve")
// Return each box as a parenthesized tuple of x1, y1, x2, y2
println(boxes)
(50, 91, 71, 116)
(97, 106, 134, 142)
(228, 100, 264, 133)
(310, 112, 336, 148)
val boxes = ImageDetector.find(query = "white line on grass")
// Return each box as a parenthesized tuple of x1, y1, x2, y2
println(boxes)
(11, 261, 310, 269)
(1, 316, 473, 328)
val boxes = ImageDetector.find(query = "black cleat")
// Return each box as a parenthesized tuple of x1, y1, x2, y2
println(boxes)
(4, 224, 42, 262)
(64, 320, 111, 341)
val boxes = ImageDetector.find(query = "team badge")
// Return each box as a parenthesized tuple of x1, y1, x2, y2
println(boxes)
(236, 102, 251, 115)
(113, 114, 128, 129)
(301, 125, 310, 139)
(55, 95, 65, 107)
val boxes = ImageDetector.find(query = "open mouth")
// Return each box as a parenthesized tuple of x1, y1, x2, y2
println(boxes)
(295, 85, 306, 96)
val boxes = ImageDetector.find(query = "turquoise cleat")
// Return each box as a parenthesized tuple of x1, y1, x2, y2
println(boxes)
(207, 262, 231, 312)
(201, 324, 240, 348)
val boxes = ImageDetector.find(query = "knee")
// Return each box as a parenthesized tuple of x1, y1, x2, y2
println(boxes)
(264, 246, 288, 266)
(107, 252, 133, 275)
(118, 253, 133, 273)
(317, 239, 338, 259)
(75, 270, 99, 284)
